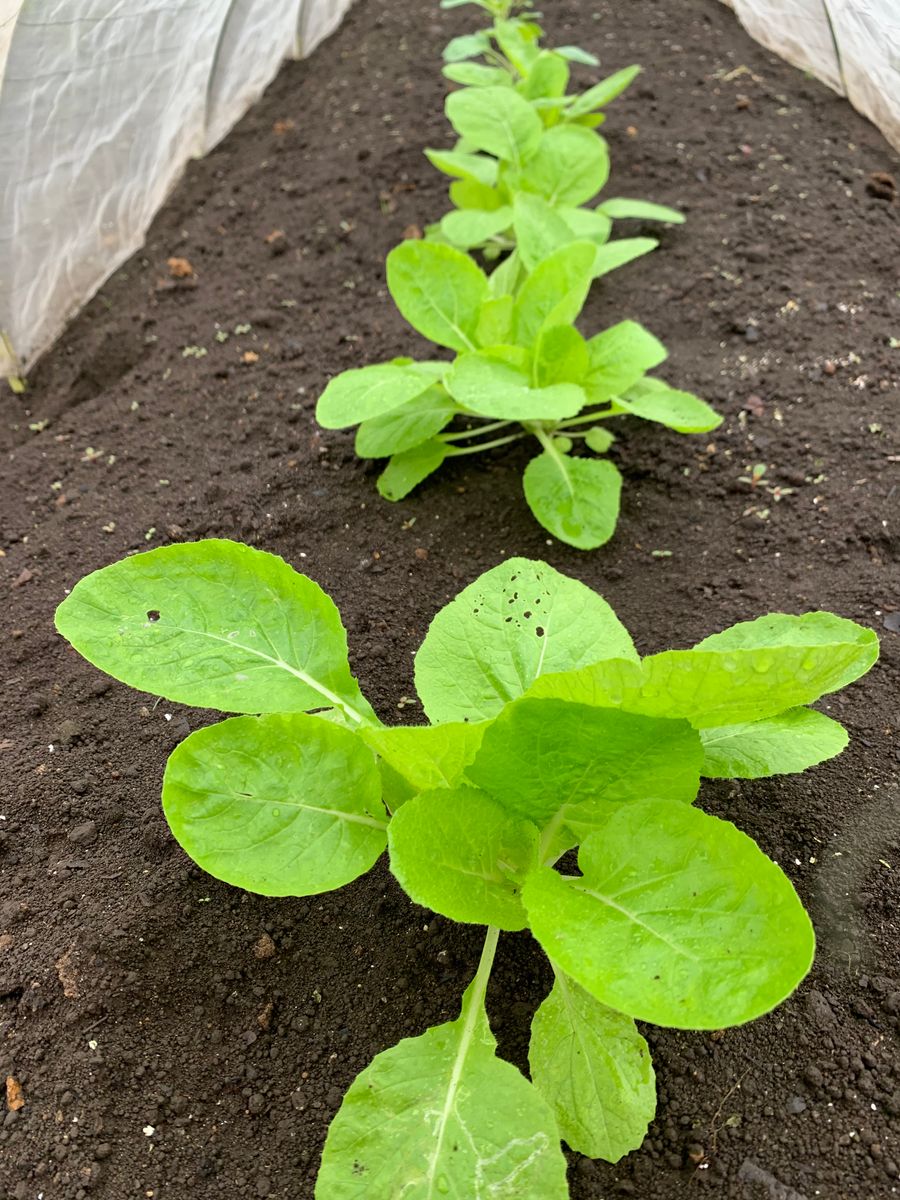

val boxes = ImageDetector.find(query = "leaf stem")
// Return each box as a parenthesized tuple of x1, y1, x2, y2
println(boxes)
(445, 432, 526, 457)
(556, 406, 618, 429)
(440, 419, 514, 442)
(532, 426, 575, 495)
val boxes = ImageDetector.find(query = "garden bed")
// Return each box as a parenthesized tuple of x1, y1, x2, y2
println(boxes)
(1, 0, 898, 1196)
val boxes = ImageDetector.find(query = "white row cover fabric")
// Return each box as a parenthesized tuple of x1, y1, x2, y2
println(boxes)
(722, 0, 900, 153)
(0, 0, 352, 378)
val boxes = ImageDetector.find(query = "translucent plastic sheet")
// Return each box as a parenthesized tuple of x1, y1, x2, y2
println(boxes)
(0, 0, 352, 377)
(722, 1, 900, 152)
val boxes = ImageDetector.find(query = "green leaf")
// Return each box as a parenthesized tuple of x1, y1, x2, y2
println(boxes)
(317, 362, 438, 428)
(316, 976, 569, 1199)
(556, 204, 612, 245)
(591, 237, 658, 278)
(377, 439, 449, 501)
(445, 86, 543, 167)
(512, 194, 576, 271)
(162, 714, 386, 896)
(600, 197, 685, 223)
(532, 324, 590, 388)
(487, 248, 523, 298)
(415, 557, 637, 724)
(54, 540, 374, 723)
(700, 708, 849, 779)
(494, 17, 541, 75)
(389, 786, 538, 929)
(530, 972, 655, 1160)
(361, 721, 488, 794)
(468, 698, 701, 835)
(525, 657, 645, 707)
(696, 612, 878, 673)
(449, 177, 506, 211)
(424, 148, 499, 187)
(446, 352, 585, 420)
(583, 320, 668, 405)
(566, 65, 641, 116)
(440, 206, 513, 248)
(513, 241, 596, 345)
(443, 61, 513, 87)
(514, 125, 609, 206)
(585, 426, 615, 454)
(555, 45, 600, 67)
(523, 451, 622, 549)
(355, 388, 457, 459)
(522, 799, 815, 1028)
(616, 378, 722, 433)
(518, 51, 569, 100)
(443, 30, 491, 62)
(475, 295, 514, 347)
(386, 241, 488, 352)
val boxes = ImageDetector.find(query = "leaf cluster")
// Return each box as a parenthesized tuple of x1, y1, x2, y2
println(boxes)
(317, 238, 721, 548)
(55, 541, 879, 1197)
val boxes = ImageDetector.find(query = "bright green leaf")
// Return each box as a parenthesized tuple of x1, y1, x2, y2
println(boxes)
(533, 325, 589, 387)
(443, 61, 513, 87)
(700, 708, 849, 779)
(440, 206, 513, 249)
(515, 125, 609, 206)
(555, 45, 600, 67)
(487, 248, 523, 297)
(556, 204, 612, 245)
(518, 51, 569, 100)
(513, 241, 596, 345)
(386, 240, 488, 352)
(54, 540, 374, 723)
(355, 388, 457, 459)
(445, 86, 543, 167)
(616, 378, 722, 434)
(377, 439, 449, 501)
(443, 31, 491, 62)
(415, 557, 638, 724)
(424, 148, 499, 187)
(585, 426, 616, 454)
(512, 194, 576, 273)
(162, 714, 385, 896)
(446, 352, 585, 420)
(583, 320, 668, 405)
(317, 362, 438, 428)
(566, 65, 641, 116)
(530, 972, 655, 1160)
(591, 237, 658, 278)
(600, 197, 685, 223)
(362, 721, 488, 794)
(316, 976, 569, 1199)
(523, 451, 622, 549)
(522, 799, 815, 1028)
(389, 786, 538, 929)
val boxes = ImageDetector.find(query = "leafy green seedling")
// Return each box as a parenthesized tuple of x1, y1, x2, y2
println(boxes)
(426, 83, 683, 264)
(317, 237, 721, 548)
(56, 544, 878, 1198)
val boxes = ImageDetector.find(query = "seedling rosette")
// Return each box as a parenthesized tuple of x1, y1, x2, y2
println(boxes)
(56, 541, 878, 1198)
(316, 238, 722, 549)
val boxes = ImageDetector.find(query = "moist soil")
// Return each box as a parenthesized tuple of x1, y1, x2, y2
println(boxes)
(1, 0, 899, 1196)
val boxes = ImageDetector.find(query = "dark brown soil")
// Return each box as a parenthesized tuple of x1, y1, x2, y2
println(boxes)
(2, 0, 899, 1197)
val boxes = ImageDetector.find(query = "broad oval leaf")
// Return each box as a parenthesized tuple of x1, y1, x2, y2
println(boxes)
(162, 713, 386, 896)
(54, 540, 374, 723)
(440, 206, 514, 249)
(443, 61, 513, 87)
(415, 557, 638, 724)
(388, 786, 538, 929)
(468, 698, 702, 834)
(584, 320, 667, 405)
(355, 387, 457, 459)
(585, 425, 616, 454)
(533, 324, 590, 387)
(515, 125, 609, 206)
(317, 362, 438, 428)
(377, 439, 448, 501)
(522, 798, 815, 1029)
(443, 30, 491, 62)
(446, 351, 585, 420)
(530, 972, 655, 1160)
(523, 451, 622, 549)
(700, 708, 849, 779)
(445, 86, 543, 167)
(317, 977, 569, 1199)
(513, 240, 596, 345)
(386, 240, 488, 352)
(616, 378, 722, 433)
(556, 203, 613, 245)
(513, 193, 577, 272)
(424, 147, 500, 187)
(362, 721, 488, 795)
(518, 50, 569, 101)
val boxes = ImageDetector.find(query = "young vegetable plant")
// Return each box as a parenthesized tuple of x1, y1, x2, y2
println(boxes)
(56, 542, 879, 1199)
(430, 3, 683, 261)
(316, 237, 722, 549)
(427, 81, 683, 266)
